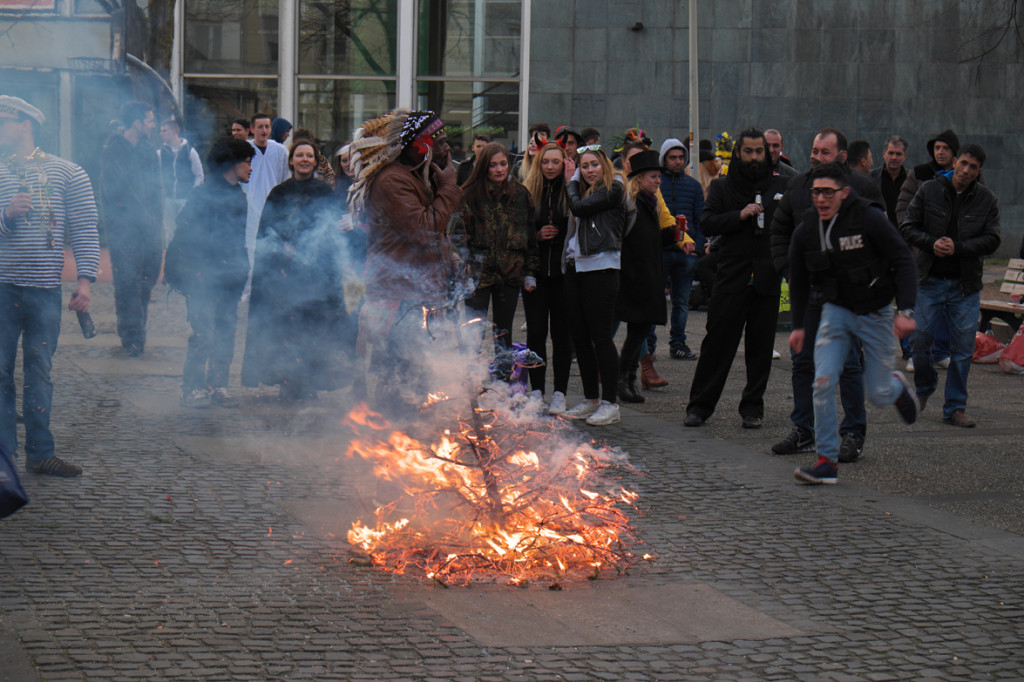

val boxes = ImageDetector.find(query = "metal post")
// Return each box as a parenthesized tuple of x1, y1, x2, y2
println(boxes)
(171, 0, 183, 112)
(279, 0, 297, 122)
(518, 0, 532, 151)
(397, 0, 417, 109)
(688, 0, 699, 175)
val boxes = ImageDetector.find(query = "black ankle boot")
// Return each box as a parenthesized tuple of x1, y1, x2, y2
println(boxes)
(617, 378, 646, 403)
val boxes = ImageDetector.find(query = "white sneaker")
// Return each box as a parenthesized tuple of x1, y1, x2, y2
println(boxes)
(772, 348, 781, 359)
(548, 391, 567, 415)
(210, 387, 241, 408)
(180, 388, 210, 408)
(563, 399, 599, 419)
(935, 357, 950, 369)
(586, 401, 621, 426)
(905, 357, 914, 373)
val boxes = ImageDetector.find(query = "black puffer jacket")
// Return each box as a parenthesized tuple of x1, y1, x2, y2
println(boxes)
(900, 174, 1001, 295)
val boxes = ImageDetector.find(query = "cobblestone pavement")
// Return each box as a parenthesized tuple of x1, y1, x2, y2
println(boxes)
(1, 283, 1022, 680)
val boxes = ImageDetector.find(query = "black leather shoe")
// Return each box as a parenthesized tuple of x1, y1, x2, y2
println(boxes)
(742, 415, 763, 429)
(684, 412, 705, 427)
(617, 380, 646, 404)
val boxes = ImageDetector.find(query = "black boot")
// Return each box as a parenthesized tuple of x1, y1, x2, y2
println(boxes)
(617, 375, 646, 403)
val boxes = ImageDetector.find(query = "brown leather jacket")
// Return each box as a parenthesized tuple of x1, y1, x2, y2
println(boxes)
(364, 162, 461, 304)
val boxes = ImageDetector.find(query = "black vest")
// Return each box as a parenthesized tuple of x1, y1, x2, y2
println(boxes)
(160, 144, 196, 201)
(800, 199, 895, 315)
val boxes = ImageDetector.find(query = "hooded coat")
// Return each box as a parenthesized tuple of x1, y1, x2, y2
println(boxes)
(658, 137, 706, 252)
(894, 129, 960, 225)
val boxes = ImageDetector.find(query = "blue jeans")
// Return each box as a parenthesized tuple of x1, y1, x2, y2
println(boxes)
(183, 288, 241, 393)
(912, 277, 979, 418)
(648, 250, 698, 354)
(814, 303, 903, 462)
(791, 299, 867, 437)
(0, 284, 62, 464)
(107, 233, 161, 351)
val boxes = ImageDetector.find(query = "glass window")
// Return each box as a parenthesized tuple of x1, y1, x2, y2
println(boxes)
(299, 0, 398, 76)
(297, 78, 396, 151)
(418, 0, 521, 79)
(185, 0, 279, 75)
(415, 80, 518, 160)
(183, 77, 278, 143)
(74, 0, 109, 14)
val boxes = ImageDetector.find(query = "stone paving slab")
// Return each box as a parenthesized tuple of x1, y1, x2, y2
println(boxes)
(411, 583, 804, 647)
(1, 282, 1023, 680)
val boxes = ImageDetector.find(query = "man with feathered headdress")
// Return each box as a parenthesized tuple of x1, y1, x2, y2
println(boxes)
(348, 109, 462, 415)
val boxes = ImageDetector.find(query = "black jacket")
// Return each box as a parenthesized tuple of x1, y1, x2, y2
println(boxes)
(789, 193, 917, 326)
(616, 192, 673, 324)
(702, 167, 789, 296)
(770, 168, 886, 279)
(534, 177, 570, 279)
(165, 173, 249, 297)
(900, 174, 1001, 295)
(98, 134, 161, 240)
(564, 177, 628, 261)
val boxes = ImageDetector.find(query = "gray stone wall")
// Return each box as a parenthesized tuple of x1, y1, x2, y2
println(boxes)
(530, 0, 1023, 255)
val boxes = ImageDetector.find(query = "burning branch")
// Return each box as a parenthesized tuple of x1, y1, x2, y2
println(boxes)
(344, 403, 642, 585)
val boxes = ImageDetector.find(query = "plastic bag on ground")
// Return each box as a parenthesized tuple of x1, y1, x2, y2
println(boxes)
(973, 331, 1005, 363)
(997, 324, 1024, 374)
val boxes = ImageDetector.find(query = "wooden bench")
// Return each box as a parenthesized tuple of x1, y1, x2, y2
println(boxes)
(979, 258, 1024, 333)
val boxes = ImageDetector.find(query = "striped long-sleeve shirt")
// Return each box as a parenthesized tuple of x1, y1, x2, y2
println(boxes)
(0, 150, 101, 287)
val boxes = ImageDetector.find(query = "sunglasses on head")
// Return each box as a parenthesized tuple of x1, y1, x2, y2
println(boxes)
(578, 144, 603, 154)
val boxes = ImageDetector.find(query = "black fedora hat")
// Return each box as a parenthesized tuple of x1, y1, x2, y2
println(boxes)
(627, 149, 666, 178)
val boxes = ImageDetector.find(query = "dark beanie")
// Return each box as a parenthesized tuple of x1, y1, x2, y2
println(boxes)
(271, 117, 292, 144)
(927, 129, 960, 159)
(699, 138, 716, 162)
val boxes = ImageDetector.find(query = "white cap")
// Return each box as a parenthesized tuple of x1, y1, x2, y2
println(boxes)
(0, 95, 45, 126)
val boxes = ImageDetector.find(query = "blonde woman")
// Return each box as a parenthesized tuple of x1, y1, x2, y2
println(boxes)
(561, 145, 630, 426)
(522, 142, 574, 413)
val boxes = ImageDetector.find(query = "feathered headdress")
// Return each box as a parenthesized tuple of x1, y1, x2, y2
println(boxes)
(613, 126, 652, 153)
(348, 109, 441, 213)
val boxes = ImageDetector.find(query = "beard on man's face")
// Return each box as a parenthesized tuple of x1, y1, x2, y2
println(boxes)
(736, 156, 765, 181)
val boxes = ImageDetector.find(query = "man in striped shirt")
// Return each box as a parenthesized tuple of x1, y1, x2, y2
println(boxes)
(0, 95, 100, 477)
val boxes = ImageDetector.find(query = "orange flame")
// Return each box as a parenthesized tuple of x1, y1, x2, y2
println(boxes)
(343, 404, 641, 585)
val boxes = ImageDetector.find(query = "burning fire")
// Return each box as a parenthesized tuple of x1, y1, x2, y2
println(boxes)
(344, 402, 641, 585)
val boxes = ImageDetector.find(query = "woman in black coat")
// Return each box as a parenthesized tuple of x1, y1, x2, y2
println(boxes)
(241, 141, 349, 402)
(522, 141, 574, 413)
(616, 150, 674, 402)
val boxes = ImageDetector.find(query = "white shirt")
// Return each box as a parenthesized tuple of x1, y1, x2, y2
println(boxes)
(243, 139, 290, 258)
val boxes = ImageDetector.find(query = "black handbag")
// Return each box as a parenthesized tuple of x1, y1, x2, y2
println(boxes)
(0, 438, 29, 519)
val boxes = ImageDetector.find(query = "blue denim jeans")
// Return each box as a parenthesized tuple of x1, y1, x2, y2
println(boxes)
(0, 284, 62, 464)
(813, 303, 903, 462)
(912, 277, 979, 418)
(791, 299, 867, 437)
(647, 250, 699, 354)
(183, 288, 241, 393)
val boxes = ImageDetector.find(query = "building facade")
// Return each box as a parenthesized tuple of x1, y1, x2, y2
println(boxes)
(2, 1, 1021, 252)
